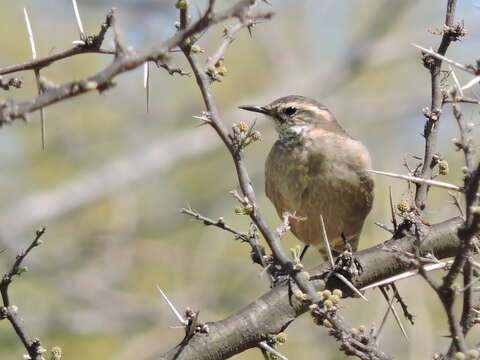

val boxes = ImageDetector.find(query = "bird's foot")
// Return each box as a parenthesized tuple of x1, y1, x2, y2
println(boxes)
(333, 248, 363, 278)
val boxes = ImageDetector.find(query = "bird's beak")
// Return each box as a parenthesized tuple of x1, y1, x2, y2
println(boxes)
(238, 105, 270, 115)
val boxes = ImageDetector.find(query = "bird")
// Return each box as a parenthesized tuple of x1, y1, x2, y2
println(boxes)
(239, 95, 374, 258)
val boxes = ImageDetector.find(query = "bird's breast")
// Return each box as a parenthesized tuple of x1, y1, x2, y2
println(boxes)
(265, 131, 374, 249)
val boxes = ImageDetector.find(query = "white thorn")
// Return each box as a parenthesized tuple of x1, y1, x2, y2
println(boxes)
(71, 0, 85, 38)
(361, 261, 453, 291)
(461, 75, 480, 91)
(368, 170, 462, 192)
(23, 8, 37, 59)
(449, 66, 464, 97)
(334, 273, 368, 302)
(143, 62, 149, 89)
(156, 285, 187, 325)
(259, 341, 289, 360)
(319, 215, 335, 268)
(379, 289, 408, 340)
(411, 43, 473, 74)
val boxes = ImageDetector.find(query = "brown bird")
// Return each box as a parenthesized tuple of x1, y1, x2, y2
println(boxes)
(239, 95, 374, 257)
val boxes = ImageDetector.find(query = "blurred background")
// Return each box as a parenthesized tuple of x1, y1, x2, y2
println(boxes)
(0, 0, 479, 359)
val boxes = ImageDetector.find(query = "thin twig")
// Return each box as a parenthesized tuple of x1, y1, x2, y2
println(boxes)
(391, 284, 415, 325)
(445, 96, 480, 104)
(413, 0, 462, 211)
(452, 101, 474, 172)
(181, 206, 270, 277)
(181, 206, 247, 240)
(388, 186, 397, 232)
(0, 3, 269, 124)
(205, 15, 269, 71)
(0, 227, 46, 360)
(449, 192, 465, 219)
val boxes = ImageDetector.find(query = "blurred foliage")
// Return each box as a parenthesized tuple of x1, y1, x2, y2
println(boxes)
(0, 1, 479, 359)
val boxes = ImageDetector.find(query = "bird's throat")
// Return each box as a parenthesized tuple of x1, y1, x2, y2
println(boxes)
(276, 123, 311, 145)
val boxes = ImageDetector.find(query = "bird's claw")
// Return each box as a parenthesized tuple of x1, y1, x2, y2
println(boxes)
(334, 248, 363, 278)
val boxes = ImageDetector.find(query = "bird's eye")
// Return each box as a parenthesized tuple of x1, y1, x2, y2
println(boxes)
(284, 106, 297, 116)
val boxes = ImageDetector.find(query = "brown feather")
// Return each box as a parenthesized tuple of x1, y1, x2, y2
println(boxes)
(265, 128, 374, 254)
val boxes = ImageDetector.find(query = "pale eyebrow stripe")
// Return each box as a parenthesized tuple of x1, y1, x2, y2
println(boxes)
(283, 103, 332, 120)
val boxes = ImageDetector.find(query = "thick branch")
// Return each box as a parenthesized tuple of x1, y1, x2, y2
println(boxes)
(160, 217, 463, 360)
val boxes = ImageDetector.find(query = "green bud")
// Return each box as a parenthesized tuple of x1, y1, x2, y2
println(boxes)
(397, 200, 409, 213)
(251, 131, 262, 141)
(237, 122, 248, 132)
(332, 289, 343, 297)
(176, 0, 188, 10)
(467, 349, 479, 359)
(17, 266, 28, 275)
(470, 206, 480, 215)
(293, 263, 304, 271)
(191, 45, 202, 53)
(323, 299, 333, 309)
(51, 346, 62, 360)
(438, 159, 449, 175)
(330, 294, 341, 304)
(217, 66, 227, 76)
(275, 332, 287, 344)
(234, 206, 244, 215)
(293, 289, 306, 301)
(85, 81, 98, 91)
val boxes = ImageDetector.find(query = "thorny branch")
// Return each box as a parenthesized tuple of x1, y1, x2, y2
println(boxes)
(409, 1, 480, 355)
(181, 205, 268, 270)
(179, 2, 389, 359)
(414, 0, 463, 211)
(160, 217, 465, 360)
(0, 0, 270, 125)
(1, 0, 479, 359)
(0, 227, 46, 360)
(0, 10, 115, 76)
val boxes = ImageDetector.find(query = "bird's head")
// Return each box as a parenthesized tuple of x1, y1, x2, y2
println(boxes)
(239, 95, 345, 140)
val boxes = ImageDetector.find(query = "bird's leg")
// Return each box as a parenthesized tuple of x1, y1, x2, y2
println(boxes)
(299, 244, 310, 261)
(333, 233, 364, 277)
